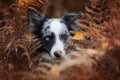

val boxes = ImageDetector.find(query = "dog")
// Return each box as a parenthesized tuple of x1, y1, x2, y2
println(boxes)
(28, 10, 82, 58)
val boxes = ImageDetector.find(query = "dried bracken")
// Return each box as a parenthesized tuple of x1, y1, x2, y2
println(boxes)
(77, 0, 120, 48)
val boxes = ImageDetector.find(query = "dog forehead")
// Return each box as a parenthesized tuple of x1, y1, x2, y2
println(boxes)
(43, 18, 68, 34)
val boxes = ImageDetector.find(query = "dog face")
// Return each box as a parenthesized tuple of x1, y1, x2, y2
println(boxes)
(42, 19, 70, 58)
(28, 10, 82, 58)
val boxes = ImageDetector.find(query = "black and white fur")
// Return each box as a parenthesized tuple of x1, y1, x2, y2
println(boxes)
(28, 10, 82, 58)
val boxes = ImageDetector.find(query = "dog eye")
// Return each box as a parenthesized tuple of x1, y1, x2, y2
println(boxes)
(60, 34, 68, 41)
(45, 37, 50, 41)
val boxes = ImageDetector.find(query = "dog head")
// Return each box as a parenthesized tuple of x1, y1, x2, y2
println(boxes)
(28, 10, 82, 58)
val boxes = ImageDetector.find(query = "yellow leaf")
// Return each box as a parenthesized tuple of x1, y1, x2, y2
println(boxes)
(71, 32, 84, 40)
(50, 65, 60, 76)
(102, 41, 109, 48)
(18, 0, 32, 6)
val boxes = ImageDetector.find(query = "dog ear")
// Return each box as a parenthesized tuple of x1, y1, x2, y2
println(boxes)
(62, 12, 83, 31)
(28, 10, 47, 34)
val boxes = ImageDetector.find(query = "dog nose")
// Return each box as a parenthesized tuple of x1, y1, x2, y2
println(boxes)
(54, 51, 62, 58)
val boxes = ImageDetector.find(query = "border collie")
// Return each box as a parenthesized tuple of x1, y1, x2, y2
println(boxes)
(28, 10, 82, 58)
